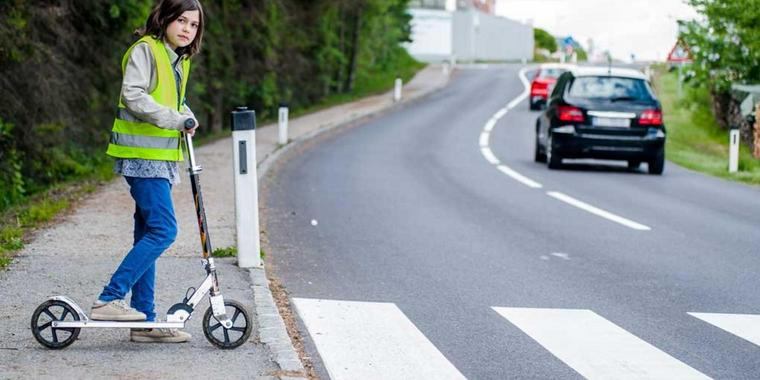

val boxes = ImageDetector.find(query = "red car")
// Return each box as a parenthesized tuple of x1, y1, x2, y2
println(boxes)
(530, 64, 574, 110)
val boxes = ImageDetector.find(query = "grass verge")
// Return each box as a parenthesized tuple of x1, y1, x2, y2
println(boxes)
(653, 68, 760, 184)
(0, 174, 108, 269)
(211, 246, 237, 257)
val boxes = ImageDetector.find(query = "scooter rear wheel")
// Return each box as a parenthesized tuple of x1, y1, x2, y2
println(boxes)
(202, 299, 252, 349)
(31, 300, 81, 349)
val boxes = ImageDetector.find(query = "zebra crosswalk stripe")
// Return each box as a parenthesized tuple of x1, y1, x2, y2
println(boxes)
(293, 298, 466, 380)
(689, 312, 760, 347)
(493, 307, 711, 380)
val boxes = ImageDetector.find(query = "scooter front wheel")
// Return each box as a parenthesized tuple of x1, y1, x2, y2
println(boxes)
(31, 300, 81, 349)
(202, 299, 252, 349)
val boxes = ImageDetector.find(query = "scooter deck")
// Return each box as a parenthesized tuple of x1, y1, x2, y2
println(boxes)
(53, 320, 184, 329)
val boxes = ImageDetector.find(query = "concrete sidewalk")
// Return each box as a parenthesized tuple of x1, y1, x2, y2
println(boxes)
(0, 64, 450, 380)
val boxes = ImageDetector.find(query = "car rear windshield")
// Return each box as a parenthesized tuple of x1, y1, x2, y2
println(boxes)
(539, 68, 566, 78)
(567, 76, 654, 101)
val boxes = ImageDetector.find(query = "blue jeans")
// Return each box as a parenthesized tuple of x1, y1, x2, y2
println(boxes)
(99, 177, 177, 321)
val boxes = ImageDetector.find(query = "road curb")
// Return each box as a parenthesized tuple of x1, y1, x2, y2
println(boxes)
(249, 267, 305, 373)
(249, 65, 453, 376)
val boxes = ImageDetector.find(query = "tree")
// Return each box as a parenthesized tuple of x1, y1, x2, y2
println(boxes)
(680, 0, 760, 155)
(534, 28, 557, 54)
(0, 0, 420, 211)
(681, 0, 760, 92)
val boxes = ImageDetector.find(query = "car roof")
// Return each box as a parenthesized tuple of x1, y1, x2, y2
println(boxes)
(539, 63, 576, 70)
(569, 66, 648, 80)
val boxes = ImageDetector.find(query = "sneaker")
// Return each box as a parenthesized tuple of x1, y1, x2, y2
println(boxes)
(130, 328, 191, 343)
(90, 299, 147, 321)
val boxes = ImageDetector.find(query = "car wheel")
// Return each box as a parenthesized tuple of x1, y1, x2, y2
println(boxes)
(648, 151, 665, 175)
(627, 160, 641, 170)
(529, 101, 537, 111)
(546, 135, 562, 169)
(534, 134, 546, 163)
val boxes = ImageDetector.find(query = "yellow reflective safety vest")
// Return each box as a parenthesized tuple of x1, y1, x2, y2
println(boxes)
(106, 36, 190, 161)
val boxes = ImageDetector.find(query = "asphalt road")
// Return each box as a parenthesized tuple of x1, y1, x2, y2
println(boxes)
(262, 64, 760, 379)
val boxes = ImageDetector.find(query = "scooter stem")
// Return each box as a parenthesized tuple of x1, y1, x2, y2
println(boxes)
(184, 132, 213, 261)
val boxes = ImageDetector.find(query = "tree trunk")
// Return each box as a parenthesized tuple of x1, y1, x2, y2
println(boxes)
(332, 3, 346, 94)
(213, 91, 224, 133)
(343, 5, 362, 93)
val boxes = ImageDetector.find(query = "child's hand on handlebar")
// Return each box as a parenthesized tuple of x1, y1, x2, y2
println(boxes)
(184, 117, 199, 136)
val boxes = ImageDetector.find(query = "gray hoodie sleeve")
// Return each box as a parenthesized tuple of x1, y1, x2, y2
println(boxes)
(120, 43, 192, 131)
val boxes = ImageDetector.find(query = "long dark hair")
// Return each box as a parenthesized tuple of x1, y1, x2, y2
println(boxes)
(135, 0, 205, 57)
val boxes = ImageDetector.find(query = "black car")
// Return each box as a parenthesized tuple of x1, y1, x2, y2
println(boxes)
(534, 67, 666, 174)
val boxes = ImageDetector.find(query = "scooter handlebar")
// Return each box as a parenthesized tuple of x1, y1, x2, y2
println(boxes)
(184, 118, 197, 130)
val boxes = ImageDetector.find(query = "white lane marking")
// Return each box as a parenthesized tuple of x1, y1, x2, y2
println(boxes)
(551, 252, 570, 260)
(689, 312, 760, 346)
(493, 107, 508, 120)
(292, 298, 466, 380)
(481, 147, 501, 165)
(493, 307, 711, 380)
(479, 132, 490, 147)
(497, 165, 543, 189)
(478, 67, 543, 190)
(507, 69, 531, 109)
(484, 117, 498, 132)
(547, 191, 651, 231)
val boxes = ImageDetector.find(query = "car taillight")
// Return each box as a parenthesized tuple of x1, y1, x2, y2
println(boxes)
(531, 81, 549, 96)
(639, 109, 663, 126)
(558, 106, 584, 122)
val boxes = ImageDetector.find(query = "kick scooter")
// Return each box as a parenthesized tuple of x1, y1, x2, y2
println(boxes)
(30, 119, 253, 349)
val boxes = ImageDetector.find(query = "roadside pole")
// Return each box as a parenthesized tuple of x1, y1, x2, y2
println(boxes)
(394, 78, 403, 102)
(677, 62, 683, 98)
(729, 128, 740, 173)
(230, 107, 261, 268)
(278, 105, 289, 145)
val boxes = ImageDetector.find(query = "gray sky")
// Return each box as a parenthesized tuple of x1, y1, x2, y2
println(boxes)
(495, 0, 699, 62)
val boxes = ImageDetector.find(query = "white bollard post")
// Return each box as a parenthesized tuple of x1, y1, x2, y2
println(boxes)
(230, 107, 261, 268)
(677, 62, 683, 98)
(278, 106, 289, 145)
(394, 78, 402, 102)
(729, 129, 740, 173)
(442, 62, 449, 76)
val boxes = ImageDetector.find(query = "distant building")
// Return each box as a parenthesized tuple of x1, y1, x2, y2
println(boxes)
(408, 0, 496, 13)
(465, 0, 496, 14)
(405, 0, 532, 62)
(408, 0, 448, 10)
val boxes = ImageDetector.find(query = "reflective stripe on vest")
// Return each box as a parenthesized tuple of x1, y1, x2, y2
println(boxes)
(111, 132, 180, 150)
(106, 35, 190, 162)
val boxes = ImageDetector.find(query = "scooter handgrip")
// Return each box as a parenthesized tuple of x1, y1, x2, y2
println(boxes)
(184, 118, 196, 130)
